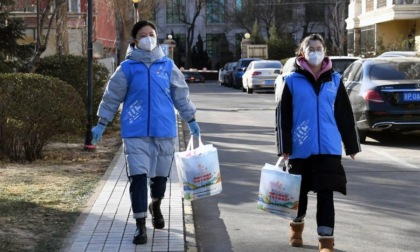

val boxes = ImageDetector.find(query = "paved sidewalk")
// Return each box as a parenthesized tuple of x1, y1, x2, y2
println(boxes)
(61, 122, 194, 252)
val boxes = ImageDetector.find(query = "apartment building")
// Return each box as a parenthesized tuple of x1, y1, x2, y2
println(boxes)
(9, 0, 117, 58)
(346, 0, 420, 56)
(155, 0, 349, 69)
(7, 0, 350, 69)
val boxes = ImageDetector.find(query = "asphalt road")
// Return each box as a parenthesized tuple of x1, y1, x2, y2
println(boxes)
(186, 81, 420, 252)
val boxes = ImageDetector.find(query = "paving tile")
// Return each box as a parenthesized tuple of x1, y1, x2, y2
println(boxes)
(61, 132, 186, 252)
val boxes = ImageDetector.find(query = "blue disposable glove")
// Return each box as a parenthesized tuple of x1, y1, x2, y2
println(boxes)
(91, 124, 106, 145)
(188, 121, 200, 137)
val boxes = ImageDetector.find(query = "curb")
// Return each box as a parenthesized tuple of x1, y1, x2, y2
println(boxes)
(177, 117, 198, 252)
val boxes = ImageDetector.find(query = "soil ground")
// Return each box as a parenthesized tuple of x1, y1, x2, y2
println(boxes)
(0, 129, 122, 252)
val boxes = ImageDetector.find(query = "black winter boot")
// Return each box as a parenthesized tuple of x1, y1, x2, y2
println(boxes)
(149, 199, 165, 229)
(133, 218, 147, 244)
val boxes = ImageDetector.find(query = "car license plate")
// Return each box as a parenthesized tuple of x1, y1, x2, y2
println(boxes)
(265, 80, 274, 85)
(403, 92, 420, 101)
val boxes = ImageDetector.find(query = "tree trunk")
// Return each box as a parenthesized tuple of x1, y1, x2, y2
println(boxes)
(29, 0, 57, 73)
(56, 0, 69, 55)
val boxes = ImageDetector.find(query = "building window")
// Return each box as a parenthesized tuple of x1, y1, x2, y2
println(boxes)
(68, 0, 80, 13)
(366, 0, 374, 12)
(167, 0, 185, 24)
(206, 33, 221, 57)
(206, 0, 225, 24)
(173, 33, 186, 67)
(361, 25, 375, 53)
(377, 0, 387, 8)
(235, 0, 244, 11)
(347, 30, 354, 55)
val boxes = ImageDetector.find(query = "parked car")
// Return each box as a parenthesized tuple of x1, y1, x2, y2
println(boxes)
(224, 62, 237, 87)
(241, 60, 283, 94)
(232, 58, 262, 89)
(274, 56, 360, 102)
(218, 63, 229, 85)
(342, 57, 420, 143)
(184, 72, 205, 83)
(275, 57, 297, 103)
(377, 51, 419, 58)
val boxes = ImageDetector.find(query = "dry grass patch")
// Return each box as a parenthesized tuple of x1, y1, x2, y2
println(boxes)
(0, 130, 122, 252)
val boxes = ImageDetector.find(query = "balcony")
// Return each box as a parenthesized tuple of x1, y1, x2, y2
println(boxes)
(347, 0, 420, 28)
(393, 0, 420, 4)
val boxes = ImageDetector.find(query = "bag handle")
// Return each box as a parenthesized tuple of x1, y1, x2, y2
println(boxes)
(275, 156, 289, 172)
(275, 156, 284, 167)
(186, 135, 204, 152)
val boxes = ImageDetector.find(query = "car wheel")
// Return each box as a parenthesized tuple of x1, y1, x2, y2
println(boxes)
(247, 87, 253, 94)
(358, 129, 367, 143)
(235, 79, 241, 89)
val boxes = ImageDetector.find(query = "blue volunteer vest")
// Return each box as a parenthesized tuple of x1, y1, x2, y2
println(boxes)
(120, 57, 176, 138)
(285, 72, 343, 158)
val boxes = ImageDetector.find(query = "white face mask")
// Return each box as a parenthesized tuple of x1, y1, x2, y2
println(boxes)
(138, 36, 157, 51)
(305, 51, 325, 66)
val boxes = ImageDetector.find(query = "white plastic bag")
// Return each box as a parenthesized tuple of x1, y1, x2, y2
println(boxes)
(174, 136, 222, 200)
(257, 157, 301, 219)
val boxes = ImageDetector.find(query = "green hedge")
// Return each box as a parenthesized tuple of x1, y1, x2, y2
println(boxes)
(0, 73, 85, 162)
(36, 55, 110, 123)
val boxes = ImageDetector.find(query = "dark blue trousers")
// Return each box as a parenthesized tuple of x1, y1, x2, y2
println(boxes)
(130, 174, 167, 219)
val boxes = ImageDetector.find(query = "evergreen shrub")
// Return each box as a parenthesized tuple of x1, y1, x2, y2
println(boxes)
(0, 73, 84, 162)
(35, 55, 110, 122)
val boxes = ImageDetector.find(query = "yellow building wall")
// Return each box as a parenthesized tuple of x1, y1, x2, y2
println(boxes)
(376, 20, 414, 50)
(416, 19, 420, 52)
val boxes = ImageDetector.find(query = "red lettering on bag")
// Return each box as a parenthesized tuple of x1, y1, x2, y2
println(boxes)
(268, 192, 289, 202)
(193, 173, 212, 183)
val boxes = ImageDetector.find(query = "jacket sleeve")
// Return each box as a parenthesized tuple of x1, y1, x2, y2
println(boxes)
(96, 66, 128, 123)
(276, 79, 293, 156)
(170, 65, 196, 123)
(334, 80, 361, 155)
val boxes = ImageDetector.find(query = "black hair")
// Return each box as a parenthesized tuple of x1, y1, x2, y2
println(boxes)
(131, 20, 157, 39)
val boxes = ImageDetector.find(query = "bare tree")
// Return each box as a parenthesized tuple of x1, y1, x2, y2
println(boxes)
(225, 0, 256, 33)
(173, 0, 205, 69)
(324, 0, 348, 55)
(108, 0, 133, 64)
(55, 0, 69, 55)
(28, 0, 59, 73)
(226, 1, 301, 42)
(108, 0, 157, 64)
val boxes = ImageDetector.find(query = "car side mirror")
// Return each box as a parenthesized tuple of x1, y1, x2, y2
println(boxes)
(274, 69, 281, 74)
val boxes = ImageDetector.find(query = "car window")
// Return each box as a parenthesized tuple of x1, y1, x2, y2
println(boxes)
(344, 62, 362, 82)
(369, 63, 407, 80)
(368, 61, 420, 80)
(353, 63, 363, 82)
(241, 59, 253, 67)
(254, 61, 282, 68)
(342, 63, 353, 81)
(332, 59, 357, 75)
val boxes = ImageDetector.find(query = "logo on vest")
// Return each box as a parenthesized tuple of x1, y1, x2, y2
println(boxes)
(293, 120, 311, 146)
(156, 65, 169, 80)
(124, 99, 143, 124)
